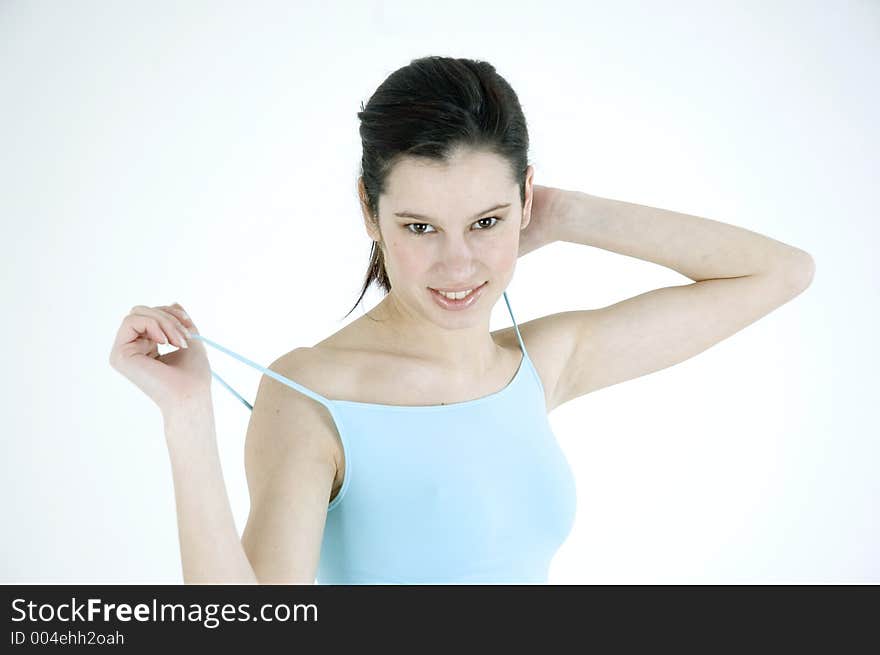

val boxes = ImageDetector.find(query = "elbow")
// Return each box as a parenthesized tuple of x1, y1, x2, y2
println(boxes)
(770, 248, 815, 294)
(789, 250, 816, 291)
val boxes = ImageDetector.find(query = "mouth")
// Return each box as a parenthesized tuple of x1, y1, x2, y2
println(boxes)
(428, 281, 488, 309)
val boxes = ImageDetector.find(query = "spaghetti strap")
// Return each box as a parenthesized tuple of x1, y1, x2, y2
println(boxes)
(501, 290, 527, 358)
(191, 290, 525, 412)
(187, 334, 334, 412)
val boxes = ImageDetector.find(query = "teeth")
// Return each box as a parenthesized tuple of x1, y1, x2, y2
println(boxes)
(437, 288, 474, 300)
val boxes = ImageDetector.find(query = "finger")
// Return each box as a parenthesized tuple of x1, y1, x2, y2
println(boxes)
(163, 307, 206, 356)
(157, 305, 193, 334)
(169, 302, 193, 323)
(165, 305, 198, 334)
(116, 313, 169, 353)
(130, 305, 190, 348)
(160, 306, 198, 346)
(127, 305, 185, 348)
(115, 334, 160, 363)
(133, 335, 161, 359)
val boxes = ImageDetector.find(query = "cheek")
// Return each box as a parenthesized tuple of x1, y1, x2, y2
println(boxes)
(386, 238, 425, 273)
(495, 248, 518, 271)
(490, 237, 519, 272)
(385, 233, 518, 277)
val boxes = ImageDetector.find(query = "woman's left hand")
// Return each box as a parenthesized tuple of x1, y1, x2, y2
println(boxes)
(518, 184, 568, 257)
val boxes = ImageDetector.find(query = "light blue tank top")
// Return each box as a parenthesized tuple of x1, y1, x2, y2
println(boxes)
(188, 290, 577, 584)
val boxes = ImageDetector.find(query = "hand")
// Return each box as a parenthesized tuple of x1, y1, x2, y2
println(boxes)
(518, 184, 567, 257)
(108, 302, 212, 416)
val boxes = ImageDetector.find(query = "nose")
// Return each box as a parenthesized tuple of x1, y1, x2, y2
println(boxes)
(434, 234, 480, 281)
(436, 233, 478, 265)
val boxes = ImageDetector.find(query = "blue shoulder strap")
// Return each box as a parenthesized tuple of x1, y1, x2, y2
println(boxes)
(188, 289, 521, 411)
(501, 289, 526, 355)
(186, 333, 333, 412)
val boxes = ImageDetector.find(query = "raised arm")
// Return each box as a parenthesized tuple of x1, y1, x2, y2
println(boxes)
(163, 352, 340, 585)
(239, 353, 340, 584)
(163, 398, 260, 584)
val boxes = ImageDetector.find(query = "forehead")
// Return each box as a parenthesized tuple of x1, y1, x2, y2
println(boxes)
(384, 149, 514, 210)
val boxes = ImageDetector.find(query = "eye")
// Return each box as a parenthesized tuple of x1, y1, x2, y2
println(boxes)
(405, 222, 435, 236)
(404, 217, 502, 236)
(474, 216, 501, 230)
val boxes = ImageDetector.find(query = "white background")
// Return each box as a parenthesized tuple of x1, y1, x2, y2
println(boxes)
(2, 0, 877, 583)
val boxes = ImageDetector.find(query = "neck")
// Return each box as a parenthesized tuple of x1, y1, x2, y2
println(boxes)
(365, 289, 502, 375)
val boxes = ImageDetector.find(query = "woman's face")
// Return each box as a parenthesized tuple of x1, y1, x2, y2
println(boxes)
(361, 147, 534, 325)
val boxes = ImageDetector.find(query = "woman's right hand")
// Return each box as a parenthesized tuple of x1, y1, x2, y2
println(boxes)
(109, 302, 212, 416)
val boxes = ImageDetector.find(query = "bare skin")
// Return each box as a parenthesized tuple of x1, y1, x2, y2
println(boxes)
(269, 310, 532, 504)
(255, 144, 815, 516)
(113, 140, 812, 583)
(255, 147, 540, 501)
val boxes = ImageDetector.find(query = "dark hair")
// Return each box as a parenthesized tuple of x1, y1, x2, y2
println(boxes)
(343, 55, 531, 319)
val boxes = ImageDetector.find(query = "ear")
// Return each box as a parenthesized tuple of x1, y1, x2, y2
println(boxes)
(520, 165, 535, 231)
(358, 177, 382, 243)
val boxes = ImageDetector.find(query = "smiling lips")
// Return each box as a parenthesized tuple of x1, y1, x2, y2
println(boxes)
(428, 281, 488, 309)
(435, 288, 475, 299)
(429, 281, 488, 292)
(430, 281, 486, 298)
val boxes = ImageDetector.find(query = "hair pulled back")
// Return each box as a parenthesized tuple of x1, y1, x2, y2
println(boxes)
(346, 55, 531, 319)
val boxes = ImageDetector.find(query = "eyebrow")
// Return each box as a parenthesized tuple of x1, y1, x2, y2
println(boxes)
(393, 202, 511, 222)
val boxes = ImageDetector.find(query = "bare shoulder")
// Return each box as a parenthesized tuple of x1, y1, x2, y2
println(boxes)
(252, 346, 346, 497)
(241, 346, 343, 582)
(491, 267, 815, 413)
(491, 316, 565, 413)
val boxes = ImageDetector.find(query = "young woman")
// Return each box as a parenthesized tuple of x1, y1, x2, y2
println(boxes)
(109, 56, 815, 585)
